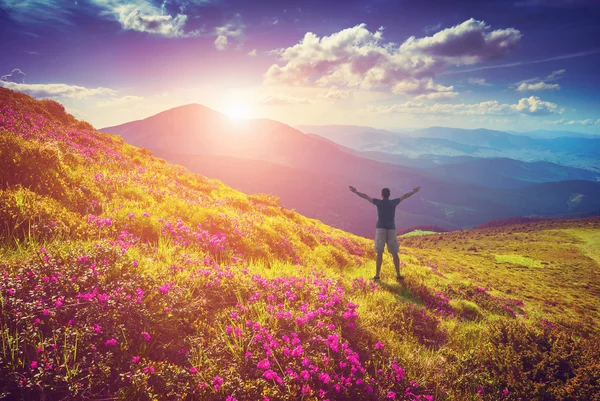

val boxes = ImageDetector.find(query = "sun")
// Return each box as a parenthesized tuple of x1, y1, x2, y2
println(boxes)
(226, 102, 253, 120)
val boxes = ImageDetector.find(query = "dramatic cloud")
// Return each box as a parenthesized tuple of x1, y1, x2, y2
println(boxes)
(264, 19, 521, 98)
(214, 15, 245, 51)
(0, 81, 117, 99)
(258, 94, 312, 105)
(369, 96, 563, 116)
(468, 77, 492, 86)
(90, 0, 201, 38)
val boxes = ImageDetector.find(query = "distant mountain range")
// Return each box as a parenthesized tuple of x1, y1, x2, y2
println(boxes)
(299, 125, 600, 173)
(102, 106, 600, 236)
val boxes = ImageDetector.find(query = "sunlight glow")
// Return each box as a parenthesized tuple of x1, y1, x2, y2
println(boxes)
(227, 101, 253, 120)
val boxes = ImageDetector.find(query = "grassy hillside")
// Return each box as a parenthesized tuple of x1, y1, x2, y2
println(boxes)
(1, 88, 599, 400)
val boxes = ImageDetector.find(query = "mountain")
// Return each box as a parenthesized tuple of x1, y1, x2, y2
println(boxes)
(103, 105, 600, 235)
(511, 129, 599, 139)
(308, 134, 600, 188)
(302, 124, 600, 173)
(296, 124, 403, 144)
(2, 88, 600, 401)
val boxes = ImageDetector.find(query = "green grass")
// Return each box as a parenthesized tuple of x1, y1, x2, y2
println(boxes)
(565, 229, 600, 266)
(401, 230, 438, 238)
(494, 254, 543, 267)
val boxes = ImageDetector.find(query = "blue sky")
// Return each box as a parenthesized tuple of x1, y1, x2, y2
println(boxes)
(1, 0, 599, 133)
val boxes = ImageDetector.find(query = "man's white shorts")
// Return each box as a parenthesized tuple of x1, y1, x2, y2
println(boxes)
(375, 228, 399, 254)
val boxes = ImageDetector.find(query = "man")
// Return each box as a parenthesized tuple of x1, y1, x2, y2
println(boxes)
(349, 185, 421, 282)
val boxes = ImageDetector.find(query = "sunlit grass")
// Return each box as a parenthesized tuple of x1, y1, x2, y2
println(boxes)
(494, 254, 543, 267)
(401, 230, 439, 238)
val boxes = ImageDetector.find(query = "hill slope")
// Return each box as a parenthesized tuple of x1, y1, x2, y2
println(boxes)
(1, 88, 599, 400)
(103, 106, 600, 235)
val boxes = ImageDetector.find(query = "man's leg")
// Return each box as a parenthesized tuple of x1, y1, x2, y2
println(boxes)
(376, 252, 383, 278)
(388, 229, 401, 279)
(392, 252, 401, 277)
(374, 229, 385, 279)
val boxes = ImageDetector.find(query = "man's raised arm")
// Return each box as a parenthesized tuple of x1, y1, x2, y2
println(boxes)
(399, 186, 421, 201)
(349, 186, 373, 203)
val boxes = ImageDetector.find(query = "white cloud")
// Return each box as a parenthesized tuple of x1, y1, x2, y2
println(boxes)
(214, 35, 228, 51)
(546, 69, 565, 80)
(0, 0, 74, 24)
(468, 77, 492, 86)
(96, 95, 144, 107)
(413, 91, 459, 101)
(258, 94, 312, 105)
(553, 118, 596, 126)
(320, 86, 350, 100)
(90, 0, 198, 38)
(248, 49, 257, 56)
(0, 81, 117, 99)
(369, 96, 563, 116)
(0, 68, 26, 83)
(597, 119, 600, 126)
(516, 81, 560, 92)
(214, 14, 245, 50)
(511, 69, 565, 92)
(264, 19, 521, 98)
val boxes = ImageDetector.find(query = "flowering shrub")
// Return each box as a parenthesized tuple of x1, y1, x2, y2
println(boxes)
(0, 244, 433, 400)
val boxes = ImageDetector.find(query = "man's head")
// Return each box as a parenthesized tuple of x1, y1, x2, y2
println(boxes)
(381, 188, 391, 199)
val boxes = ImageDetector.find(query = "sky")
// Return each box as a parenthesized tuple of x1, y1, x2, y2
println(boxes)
(1, 0, 600, 134)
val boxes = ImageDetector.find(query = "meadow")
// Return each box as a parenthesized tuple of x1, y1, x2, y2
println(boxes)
(1, 87, 599, 400)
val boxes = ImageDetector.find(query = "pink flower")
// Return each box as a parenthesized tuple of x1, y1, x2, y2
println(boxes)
(30, 361, 38, 369)
(190, 367, 198, 373)
(257, 359, 270, 370)
(213, 376, 223, 391)
(158, 282, 172, 294)
(387, 391, 396, 399)
(105, 338, 117, 347)
(143, 365, 154, 374)
(301, 385, 311, 396)
(503, 389, 510, 395)
(132, 356, 140, 364)
(374, 341, 385, 350)
(319, 372, 331, 384)
(141, 331, 151, 342)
